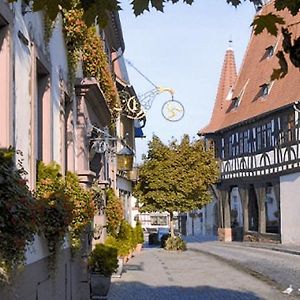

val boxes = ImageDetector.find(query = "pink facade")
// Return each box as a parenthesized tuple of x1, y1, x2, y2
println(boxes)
(0, 2, 142, 298)
(75, 78, 112, 186)
(0, 5, 13, 149)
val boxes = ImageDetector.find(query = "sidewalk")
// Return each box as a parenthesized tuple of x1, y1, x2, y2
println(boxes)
(183, 235, 300, 256)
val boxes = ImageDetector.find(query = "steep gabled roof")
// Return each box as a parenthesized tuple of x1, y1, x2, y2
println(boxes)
(200, 1, 300, 135)
(201, 46, 237, 134)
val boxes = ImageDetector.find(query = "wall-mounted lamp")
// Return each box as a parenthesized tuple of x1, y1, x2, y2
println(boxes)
(87, 123, 135, 171)
(117, 146, 134, 171)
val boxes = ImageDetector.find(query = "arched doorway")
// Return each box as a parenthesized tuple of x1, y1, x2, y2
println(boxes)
(230, 187, 243, 241)
(213, 203, 218, 235)
(248, 185, 259, 232)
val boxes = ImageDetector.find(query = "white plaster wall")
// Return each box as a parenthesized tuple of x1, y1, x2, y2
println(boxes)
(116, 176, 132, 192)
(266, 187, 278, 222)
(130, 196, 139, 227)
(49, 15, 68, 164)
(280, 172, 300, 244)
(186, 199, 217, 237)
(186, 214, 201, 236)
(13, 3, 35, 186)
(230, 187, 243, 226)
(13, 4, 69, 263)
(204, 199, 217, 235)
(13, 7, 47, 263)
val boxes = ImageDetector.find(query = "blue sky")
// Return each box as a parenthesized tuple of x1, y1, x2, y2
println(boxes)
(119, 0, 256, 162)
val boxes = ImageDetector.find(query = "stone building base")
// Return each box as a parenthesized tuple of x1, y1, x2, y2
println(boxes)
(218, 228, 232, 242)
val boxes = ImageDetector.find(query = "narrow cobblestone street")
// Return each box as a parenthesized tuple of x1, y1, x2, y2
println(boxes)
(108, 239, 299, 300)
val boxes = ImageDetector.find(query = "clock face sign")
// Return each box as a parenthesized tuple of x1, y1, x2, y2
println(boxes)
(161, 100, 185, 122)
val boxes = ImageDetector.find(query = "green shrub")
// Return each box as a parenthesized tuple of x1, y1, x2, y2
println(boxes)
(118, 220, 136, 250)
(104, 235, 130, 257)
(130, 226, 137, 249)
(160, 233, 170, 248)
(164, 236, 187, 251)
(88, 244, 118, 276)
(105, 188, 123, 236)
(134, 221, 144, 244)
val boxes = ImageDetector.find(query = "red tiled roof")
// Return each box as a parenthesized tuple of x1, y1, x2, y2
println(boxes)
(200, 1, 300, 134)
(201, 47, 237, 134)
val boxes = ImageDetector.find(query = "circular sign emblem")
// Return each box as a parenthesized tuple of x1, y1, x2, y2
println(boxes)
(161, 100, 185, 122)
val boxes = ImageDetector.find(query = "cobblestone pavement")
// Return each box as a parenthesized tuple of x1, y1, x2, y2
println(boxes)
(108, 243, 297, 300)
(186, 237, 300, 296)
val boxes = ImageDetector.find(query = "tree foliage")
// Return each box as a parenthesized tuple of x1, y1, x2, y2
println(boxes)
(134, 135, 219, 215)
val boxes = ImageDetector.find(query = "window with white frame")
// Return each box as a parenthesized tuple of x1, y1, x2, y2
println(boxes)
(0, 18, 11, 147)
(256, 126, 262, 150)
(221, 138, 225, 159)
(36, 60, 50, 162)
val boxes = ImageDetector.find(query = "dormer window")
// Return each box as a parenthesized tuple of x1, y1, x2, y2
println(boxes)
(260, 81, 274, 97)
(265, 45, 274, 58)
(261, 83, 269, 96)
(232, 96, 240, 108)
(229, 80, 249, 111)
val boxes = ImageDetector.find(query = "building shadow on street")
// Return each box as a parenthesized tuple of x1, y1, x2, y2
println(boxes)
(108, 281, 264, 299)
(122, 261, 145, 272)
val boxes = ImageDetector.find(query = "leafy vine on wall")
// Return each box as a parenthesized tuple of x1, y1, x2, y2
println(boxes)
(36, 162, 95, 270)
(65, 171, 95, 251)
(63, 6, 120, 116)
(36, 162, 73, 271)
(0, 149, 38, 283)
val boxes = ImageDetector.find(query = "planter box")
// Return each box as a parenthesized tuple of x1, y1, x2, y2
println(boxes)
(90, 273, 111, 299)
(135, 243, 143, 252)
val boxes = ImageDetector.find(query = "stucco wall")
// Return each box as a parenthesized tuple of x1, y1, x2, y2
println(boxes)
(14, 3, 35, 187)
(186, 199, 218, 237)
(0, 248, 88, 300)
(49, 14, 68, 165)
(12, 0, 73, 286)
(280, 172, 300, 244)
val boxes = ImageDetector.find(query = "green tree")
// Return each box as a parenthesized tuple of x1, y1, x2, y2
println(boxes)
(134, 135, 219, 236)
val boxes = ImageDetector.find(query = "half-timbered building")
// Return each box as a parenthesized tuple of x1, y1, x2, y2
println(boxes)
(200, 1, 300, 244)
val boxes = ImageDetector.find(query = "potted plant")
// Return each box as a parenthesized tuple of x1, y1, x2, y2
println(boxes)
(88, 243, 118, 299)
(104, 235, 128, 278)
(134, 221, 144, 252)
(118, 220, 136, 261)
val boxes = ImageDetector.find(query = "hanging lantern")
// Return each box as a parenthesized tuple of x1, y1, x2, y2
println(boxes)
(117, 146, 134, 171)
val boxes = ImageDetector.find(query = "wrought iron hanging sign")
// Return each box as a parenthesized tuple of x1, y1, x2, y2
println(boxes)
(125, 59, 185, 122)
(119, 90, 146, 120)
(161, 99, 185, 122)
